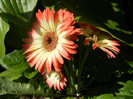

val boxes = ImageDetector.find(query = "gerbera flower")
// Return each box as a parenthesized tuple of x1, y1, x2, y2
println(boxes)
(23, 8, 81, 74)
(79, 23, 120, 58)
(44, 69, 67, 91)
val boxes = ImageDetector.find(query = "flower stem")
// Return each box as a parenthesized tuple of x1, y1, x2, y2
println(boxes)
(78, 37, 84, 67)
(77, 46, 90, 92)
(64, 63, 75, 94)
(68, 58, 76, 94)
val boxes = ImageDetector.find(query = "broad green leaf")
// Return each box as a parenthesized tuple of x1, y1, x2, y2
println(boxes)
(0, 77, 45, 95)
(116, 80, 133, 98)
(0, 50, 28, 70)
(0, 0, 38, 48)
(0, 17, 9, 59)
(92, 94, 119, 99)
(0, 50, 29, 81)
(92, 80, 133, 99)
(24, 68, 38, 79)
(0, 77, 60, 96)
(0, 0, 38, 27)
(0, 70, 23, 81)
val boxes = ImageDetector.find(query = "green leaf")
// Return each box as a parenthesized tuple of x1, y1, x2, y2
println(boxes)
(0, 17, 9, 59)
(0, 50, 29, 81)
(0, 0, 38, 48)
(116, 80, 133, 98)
(0, 0, 38, 27)
(92, 94, 119, 99)
(92, 80, 133, 99)
(0, 77, 45, 95)
(0, 50, 28, 70)
(0, 70, 22, 81)
(24, 68, 38, 79)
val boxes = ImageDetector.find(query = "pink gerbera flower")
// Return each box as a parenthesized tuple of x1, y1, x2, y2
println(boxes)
(23, 8, 81, 74)
(44, 69, 67, 91)
(79, 23, 120, 58)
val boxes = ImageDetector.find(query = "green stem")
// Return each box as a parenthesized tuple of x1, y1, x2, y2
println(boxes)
(64, 64, 70, 82)
(68, 58, 76, 94)
(78, 37, 84, 67)
(64, 64, 75, 94)
(77, 46, 90, 92)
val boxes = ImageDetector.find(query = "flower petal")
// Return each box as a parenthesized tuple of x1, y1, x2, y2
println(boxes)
(52, 55, 61, 72)
(100, 47, 115, 58)
(55, 50, 64, 64)
(46, 55, 52, 73)
(59, 38, 74, 45)
(57, 44, 72, 60)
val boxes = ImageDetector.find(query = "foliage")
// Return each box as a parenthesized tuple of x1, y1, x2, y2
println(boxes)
(0, 50, 29, 81)
(0, 17, 9, 59)
(0, 77, 44, 95)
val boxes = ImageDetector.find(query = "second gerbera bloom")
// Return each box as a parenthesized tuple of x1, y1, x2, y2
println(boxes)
(23, 8, 81, 74)
(79, 23, 120, 58)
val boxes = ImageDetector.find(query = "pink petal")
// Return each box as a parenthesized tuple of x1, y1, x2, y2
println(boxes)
(68, 28, 82, 36)
(35, 53, 47, 71)
(63, 46, 77, 54)
(109, 40, 120, 46)
(54, 81, 57, 90)
(38, 56, 48, 73)
(100, 47, 116, 58)
(26, 49, 43, 62)
(55, 50, 64, 64)
(92, 43, 99, 49)
(36, 9, 44, 23)
(60, 82, 64, 90)
(55, 9, 63, 24)
(84, 38, 91, 46)
(106, 46, 120, 54)
(27, 51, 45, 68)
(49, 9, 54, 22)
(46, 57, 52, 73)
(28, 58, 37, 67)
(57, 81, 61, 91)
(45, 8, 50, 22)
(59, 26, 74, 37)
(46, 79, 53, 88)
(23, 44, 31, 50)
(52, 56, 61, 72)
(63, 43, 78, 49)
(63, 10, 74, 21)
(59, 38, 74, 45)
(58, 17, 72, 32)
(57, 44, 72, 60)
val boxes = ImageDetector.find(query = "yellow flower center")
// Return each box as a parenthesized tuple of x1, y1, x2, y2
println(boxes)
(43, 31, 58, 51)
